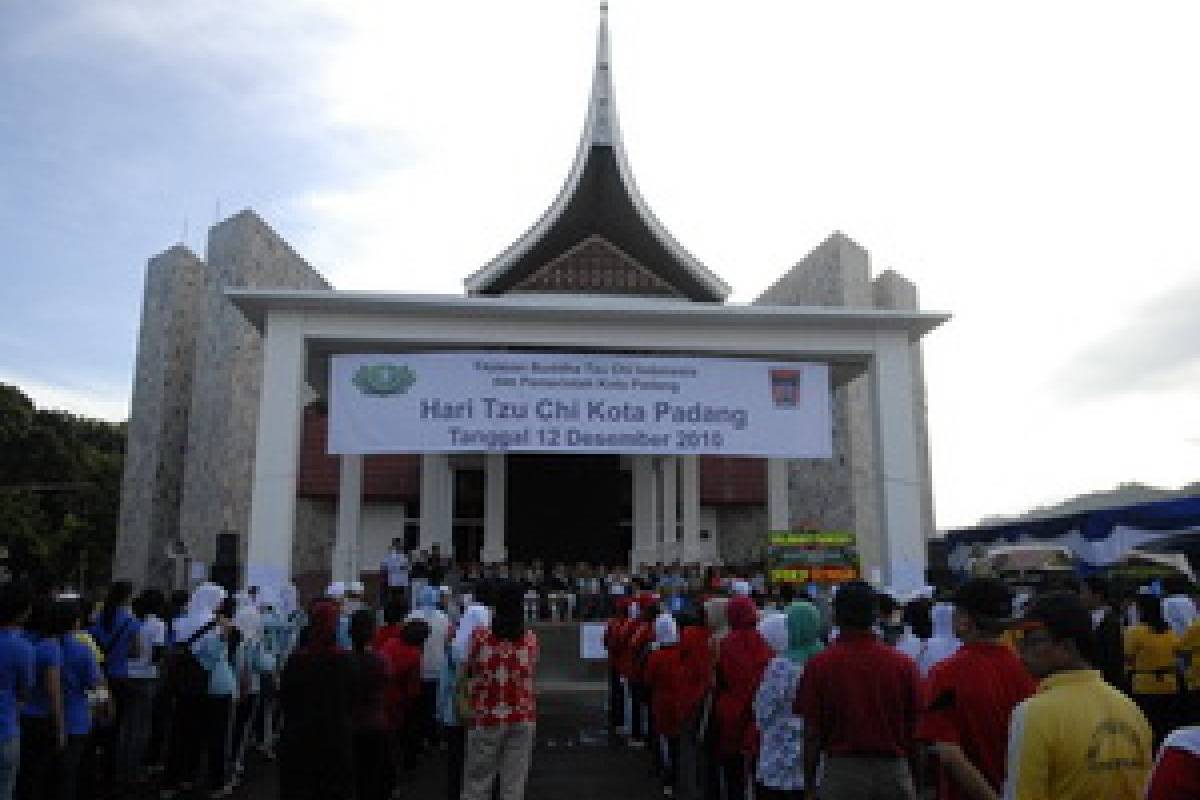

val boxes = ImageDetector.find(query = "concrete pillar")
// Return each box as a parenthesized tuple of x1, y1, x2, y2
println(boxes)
(680, 456, 700, 563)
(767, 458, 790, 531)
(871, 335, 926, 593)
(332, 454, 363, 583)
(419, 453, 452, 556)
(482, 453, 507, 563)
(245, 311, 305, 583)
(631, 455, 659, 568)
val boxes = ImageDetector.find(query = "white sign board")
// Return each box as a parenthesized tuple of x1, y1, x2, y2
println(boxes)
(329, 352, 832, 457)
(580, 623, 608, 660)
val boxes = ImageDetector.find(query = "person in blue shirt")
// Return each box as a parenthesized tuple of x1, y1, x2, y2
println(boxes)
(56, 597, 102, 800)
(192, 596, 237, 798)
(14, 595, 65, 800)
(88, 580, 142, 795)
(0, 583, 34, 800)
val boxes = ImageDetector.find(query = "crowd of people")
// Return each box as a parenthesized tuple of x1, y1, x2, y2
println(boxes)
(602, 572, 1200, 800)
(5, 555, 1200, 800)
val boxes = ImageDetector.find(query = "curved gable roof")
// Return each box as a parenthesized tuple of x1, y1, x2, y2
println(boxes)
(464, 6, 730, 302)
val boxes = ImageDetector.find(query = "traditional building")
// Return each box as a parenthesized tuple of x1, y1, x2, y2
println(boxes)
(114, 8, 945, 595)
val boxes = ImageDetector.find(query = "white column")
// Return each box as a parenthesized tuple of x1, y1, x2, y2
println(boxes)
(767, 458, 790, 532)
(246, 311, 305, 583)
(482, 453, 507, 563)
(871, 335, 926, 593)
(631, 455, 658, 568)
(439, 462, 455, 558)
(680, 455, 700, 563)
(419, 453, 449, 555)
(332, 454, 363, 583)
(661, 456, 678, 564)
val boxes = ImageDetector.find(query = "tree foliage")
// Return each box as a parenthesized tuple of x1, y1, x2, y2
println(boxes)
(0, 382, 125, 592)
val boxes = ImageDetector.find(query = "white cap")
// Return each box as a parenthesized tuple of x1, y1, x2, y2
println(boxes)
(731, 580, 752, 597)
(327, 581, 346, 599)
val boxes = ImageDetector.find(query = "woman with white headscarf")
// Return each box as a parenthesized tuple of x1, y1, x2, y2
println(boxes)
(754, 603, 823, 799)
(407, 586, 450, 753)
(228, 603, 276, 787)
(160, 583, 231, 799)
(441, 599, 491, 800)
(919, 602, 961, 677)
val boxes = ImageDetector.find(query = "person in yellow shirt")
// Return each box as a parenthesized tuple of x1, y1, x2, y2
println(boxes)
(1124, 593, 1180, 746)
(1004, 591, 1152, 800)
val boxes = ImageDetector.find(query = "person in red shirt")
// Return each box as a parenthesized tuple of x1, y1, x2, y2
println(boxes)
(917, 578, 1035, 800)
(1146, 727, 1200, 800)
(797, 580, 921, 800)
(376, 616, 427, 774)
(645, 612, 684, 796)
(370, 597, 409, 651)
(715, 595, 771, 800)
(627, 596, 659, 749)
(604, 598, 633, 734)
(676, 608, 713, 800)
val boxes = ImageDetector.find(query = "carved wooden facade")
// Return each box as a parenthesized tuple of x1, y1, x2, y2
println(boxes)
(512, 235, 683, 297)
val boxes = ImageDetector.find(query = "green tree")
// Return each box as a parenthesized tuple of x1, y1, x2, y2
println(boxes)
(0, 383, 125, 590)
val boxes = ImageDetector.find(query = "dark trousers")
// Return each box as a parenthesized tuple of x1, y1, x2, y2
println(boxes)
(419, 680, 439, 746)
(720, 754, 747, 800)
(755, 783, 802, 800)
(146, 685, 171, 766)
(96, 676, 132, 794)
(55, 734, 88, 800)
(445, 724, 466, 800)
(14, 715, 56, 800)
(164, 692, 205, 788)
(204, 695, 232, 790)
(703, 715, 722, 800)
(230, 694, 260, 775)
(663, 735, 680, 790)
(608, 669, 625, 729)
(354, 728, 391, 800)
(1135, 692, 1176, 750)
(629, 681, 649, 742)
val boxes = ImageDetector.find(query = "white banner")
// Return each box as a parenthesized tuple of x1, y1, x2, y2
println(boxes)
(328, 352, 832, 457)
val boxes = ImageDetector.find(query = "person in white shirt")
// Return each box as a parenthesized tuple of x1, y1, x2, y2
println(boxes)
(124, 588, 167, 785)
(918, 601, 961, 676)
(381, 538, 411, 605)
(407, 585, 450, 749)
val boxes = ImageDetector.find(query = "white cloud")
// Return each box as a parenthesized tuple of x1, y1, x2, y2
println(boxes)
(0, 371, 129, 422)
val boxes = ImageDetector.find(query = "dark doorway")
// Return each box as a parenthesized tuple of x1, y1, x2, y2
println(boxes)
(506, 454, 629, 566)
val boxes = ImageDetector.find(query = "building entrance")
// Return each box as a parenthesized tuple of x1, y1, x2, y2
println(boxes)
(506, 454, 630, 566)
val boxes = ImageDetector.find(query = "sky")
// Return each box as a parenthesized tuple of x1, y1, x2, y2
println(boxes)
(1, 1, 1197, 529)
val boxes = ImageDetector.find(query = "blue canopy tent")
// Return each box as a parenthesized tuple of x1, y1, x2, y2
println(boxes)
(944, 496, 1200, 575)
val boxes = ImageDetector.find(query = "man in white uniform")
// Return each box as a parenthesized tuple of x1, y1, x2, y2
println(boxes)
(380, 538, 411, 606)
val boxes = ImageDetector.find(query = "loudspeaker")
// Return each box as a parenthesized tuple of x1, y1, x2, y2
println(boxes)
(215, 533, 239, 565)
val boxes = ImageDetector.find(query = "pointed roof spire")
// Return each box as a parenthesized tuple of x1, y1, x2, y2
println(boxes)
(465, 4, 730, 301)
(590, 2, 614, 145)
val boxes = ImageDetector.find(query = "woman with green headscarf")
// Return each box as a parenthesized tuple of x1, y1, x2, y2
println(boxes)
(752, 601, 823, 799)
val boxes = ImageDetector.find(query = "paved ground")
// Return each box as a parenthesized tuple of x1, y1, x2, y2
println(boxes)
(134, 687, 664, 800)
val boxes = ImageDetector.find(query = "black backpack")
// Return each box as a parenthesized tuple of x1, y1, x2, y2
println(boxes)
(164, 619, 219, 697)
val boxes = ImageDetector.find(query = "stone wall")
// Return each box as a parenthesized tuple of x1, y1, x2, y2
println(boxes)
(755, 232, 882, 574)
(293, 497, 336, 576)
(113, 246, 206, 587)
(176, 211, 329, 572)
(715, 505, 768, 564)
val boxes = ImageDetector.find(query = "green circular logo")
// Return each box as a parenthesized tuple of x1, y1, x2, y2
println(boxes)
(353, 364, 416, 396)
